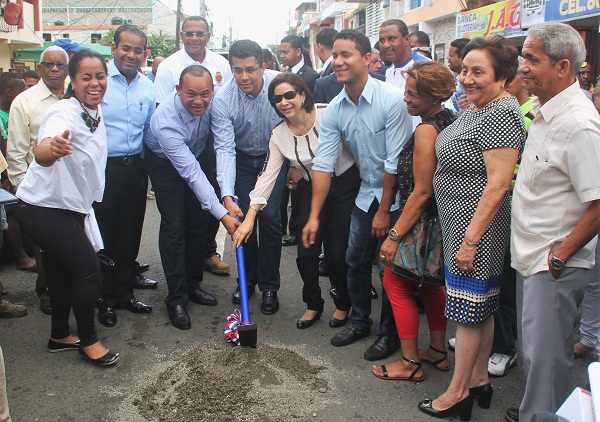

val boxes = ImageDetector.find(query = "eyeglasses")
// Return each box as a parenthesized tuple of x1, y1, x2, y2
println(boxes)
(182, 31, 209, 38)
(271, 90, 301, 104)
(40, 61, 68, 70)
(118, 45, 146, 56)
(370, 59, 383, 65)
(233, 66, 261, 75)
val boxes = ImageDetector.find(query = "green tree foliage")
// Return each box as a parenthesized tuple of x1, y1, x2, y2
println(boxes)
(100, 29, 116, 45)
(146, 31, 177, 59)
(99, 29, 176, 59)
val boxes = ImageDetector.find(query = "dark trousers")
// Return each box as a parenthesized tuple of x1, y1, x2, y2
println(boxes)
(346, 199, 398, 337)
(145, 148, 208, 308)
(296, 165, 360, 311)
(235, 150, 285, 292)
(280, 161, 300, 237)
(16, 202, 101, 346)
(198, 134, 219, 258)
(93, 155, 147, 307)
(492, 242, 518, 355)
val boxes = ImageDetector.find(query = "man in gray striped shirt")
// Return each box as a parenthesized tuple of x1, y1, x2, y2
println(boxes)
(211, 39, 284, 315)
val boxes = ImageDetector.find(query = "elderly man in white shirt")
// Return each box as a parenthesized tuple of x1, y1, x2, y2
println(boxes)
(507, 22, 600, 422)
(7, 45, 69, 315)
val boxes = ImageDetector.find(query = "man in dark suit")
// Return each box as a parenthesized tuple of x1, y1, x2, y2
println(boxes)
(280, 35, 319, 92)
(315, 28, 337, 77)
(314, 71, 385, 104)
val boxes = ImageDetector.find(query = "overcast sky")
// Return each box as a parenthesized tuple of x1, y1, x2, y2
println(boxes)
(181, 0, 301, 48)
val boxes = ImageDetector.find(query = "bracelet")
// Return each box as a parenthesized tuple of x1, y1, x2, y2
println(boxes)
(464, 240, 480, 247)
(248, 205, 260, 213)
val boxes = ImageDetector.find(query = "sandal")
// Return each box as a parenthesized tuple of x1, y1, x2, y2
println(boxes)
(420, 345, 450, 372)
(372, 356, 424, 382)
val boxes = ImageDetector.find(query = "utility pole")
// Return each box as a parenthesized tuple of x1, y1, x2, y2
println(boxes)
(175, 0, 182, 50)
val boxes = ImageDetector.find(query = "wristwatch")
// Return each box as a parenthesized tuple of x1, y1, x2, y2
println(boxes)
(388, 229, 400, 242)
(549, 252, 566, 271)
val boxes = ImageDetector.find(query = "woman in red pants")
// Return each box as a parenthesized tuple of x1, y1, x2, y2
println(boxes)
(374, 61, 456, 381)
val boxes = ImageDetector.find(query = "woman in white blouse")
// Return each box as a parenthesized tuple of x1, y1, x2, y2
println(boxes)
(16, 49, 118, 366)
(233, 73, 360, 329)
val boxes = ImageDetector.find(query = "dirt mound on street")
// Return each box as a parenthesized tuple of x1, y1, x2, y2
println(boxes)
(121, 335, 335, 421)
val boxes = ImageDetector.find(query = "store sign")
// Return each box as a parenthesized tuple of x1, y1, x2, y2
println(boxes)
(521, 0, 600, 27)
(456, 0, 527, 38)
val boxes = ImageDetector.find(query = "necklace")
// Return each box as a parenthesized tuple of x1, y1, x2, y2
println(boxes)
(287, 110, 314, 136)
(79, 101, 101, 133)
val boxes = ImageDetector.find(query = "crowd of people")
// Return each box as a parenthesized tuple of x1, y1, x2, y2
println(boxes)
(0, 15, 599, 422)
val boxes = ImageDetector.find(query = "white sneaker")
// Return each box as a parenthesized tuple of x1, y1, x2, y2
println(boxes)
(488, 353, 517, 377)
(447, 337, 456, 351)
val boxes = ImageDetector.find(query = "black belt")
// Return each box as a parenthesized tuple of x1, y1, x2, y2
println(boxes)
(107, 154, 140, 166)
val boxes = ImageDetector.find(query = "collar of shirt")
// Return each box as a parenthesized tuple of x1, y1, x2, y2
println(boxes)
(339, 75, 375, 106)
(107, 59, 140, 83)
(533, 80, 581, 123)
(38, 79, 63, 101)
(182, 47, 208, 65)
(291, 60, 305, 74)
(323, 56, 333, 71)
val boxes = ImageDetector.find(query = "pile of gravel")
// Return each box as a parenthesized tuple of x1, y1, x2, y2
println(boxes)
(117, 336, 336, 421)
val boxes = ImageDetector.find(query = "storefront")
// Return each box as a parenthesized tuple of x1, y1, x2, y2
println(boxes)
(456, 0, 528, 46)
(521, 0, 599, 86)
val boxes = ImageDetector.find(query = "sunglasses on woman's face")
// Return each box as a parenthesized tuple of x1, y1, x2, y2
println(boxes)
(271, 90, 301, 104)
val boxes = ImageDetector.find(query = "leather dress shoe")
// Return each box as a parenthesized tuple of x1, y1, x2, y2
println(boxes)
(98, 307, 117, 327)
(116, 298, 152, 314)
(296, 310, 323, 329)
(363, 335, 401, 361)
(260, 291, 279, 315)
(39, 298, 52, 315)
(168, 305, 191, 330)
(281, 235, 298, 246)
(137, 263, 150, 273)
(505, 407, 519, 422)
(79, 348, 119, 367)
(331, 326, 371, 347)
(133, 274, 158, 289)
(232, 285, 255, 305)
(189, 288, 217, 306)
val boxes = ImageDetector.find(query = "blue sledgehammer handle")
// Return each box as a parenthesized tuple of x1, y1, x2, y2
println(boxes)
(234, 198, 252, 324)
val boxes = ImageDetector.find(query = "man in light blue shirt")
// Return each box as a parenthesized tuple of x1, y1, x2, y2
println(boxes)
(145, 65, 239, 330)
(94, 25, 156, 328)
(304, 29, 411, 355)
(211, 40, 284, 314)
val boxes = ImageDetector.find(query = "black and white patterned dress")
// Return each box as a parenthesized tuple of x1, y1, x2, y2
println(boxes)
(433, 96, 525, 324)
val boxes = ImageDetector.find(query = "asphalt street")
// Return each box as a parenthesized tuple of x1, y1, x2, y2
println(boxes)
(0, 200, 592, 421)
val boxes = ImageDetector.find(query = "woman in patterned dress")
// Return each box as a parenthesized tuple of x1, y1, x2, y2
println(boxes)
(374, 61, 456, 382)
(418, 36, 525, 420)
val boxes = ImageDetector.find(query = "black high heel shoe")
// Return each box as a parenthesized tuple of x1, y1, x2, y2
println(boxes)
(418, 396, 473, 421)
(469, 383, 493, 409)
(296, 309, 323, 329)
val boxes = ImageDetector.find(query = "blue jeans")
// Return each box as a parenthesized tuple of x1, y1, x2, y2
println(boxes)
(235, 150, 285, 292)
(346, 199, 398, 336)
